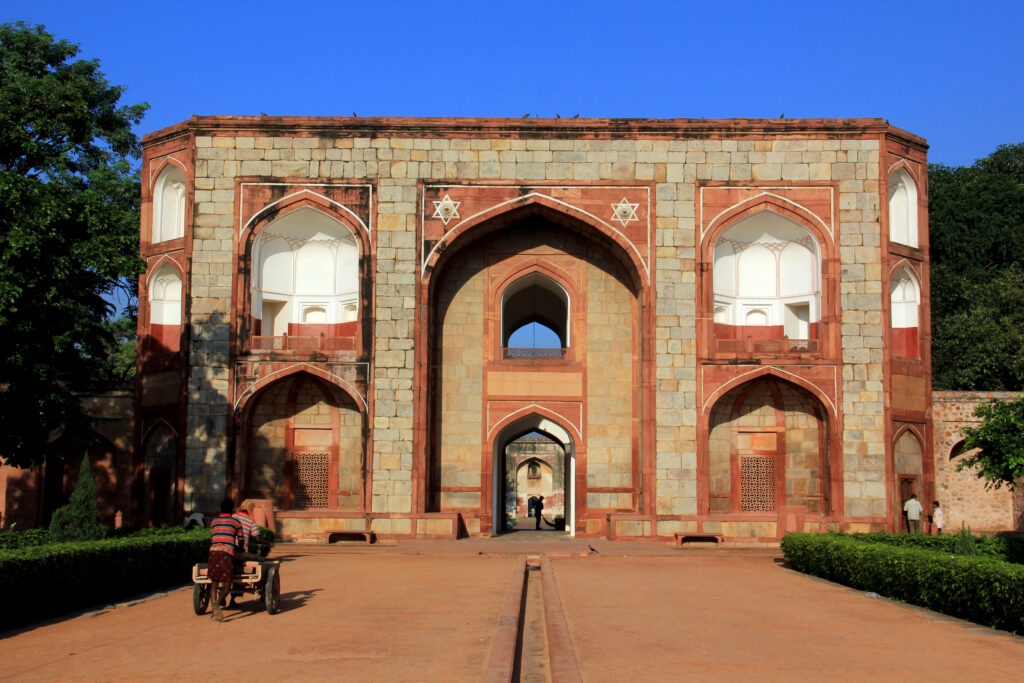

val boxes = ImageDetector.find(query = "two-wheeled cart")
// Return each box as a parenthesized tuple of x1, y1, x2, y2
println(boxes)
(191, 558, 281, 615)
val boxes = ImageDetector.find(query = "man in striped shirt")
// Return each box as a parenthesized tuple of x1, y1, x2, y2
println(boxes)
(233, 501, 261, 554)
(208, 499, 241, 622)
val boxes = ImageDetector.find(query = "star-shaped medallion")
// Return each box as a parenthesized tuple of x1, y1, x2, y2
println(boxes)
(610, 197, 639, 227)
(432, 194, 461, 226)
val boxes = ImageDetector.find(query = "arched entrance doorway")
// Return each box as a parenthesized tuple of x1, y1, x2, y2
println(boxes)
(491, 414, 575, 536)
(425, 205, 642, 536)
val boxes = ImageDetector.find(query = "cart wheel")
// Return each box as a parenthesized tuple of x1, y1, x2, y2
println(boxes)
(193, 584, 210, 615)
(264, 566, 281, 615)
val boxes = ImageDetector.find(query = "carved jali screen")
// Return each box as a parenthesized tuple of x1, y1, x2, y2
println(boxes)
(294, 452, 330, 509)
(740, 456, 775, 512)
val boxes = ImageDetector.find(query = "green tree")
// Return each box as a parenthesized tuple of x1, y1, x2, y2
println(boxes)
(957, 396, 1024, 490)
(48, 455, 107, 541)
(0, 23, 147, 468)
(929, 143, 1024, 390)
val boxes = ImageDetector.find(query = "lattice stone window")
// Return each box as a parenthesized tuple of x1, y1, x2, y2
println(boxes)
(294, 452, 330, 509)
(740, 456, 775, 512)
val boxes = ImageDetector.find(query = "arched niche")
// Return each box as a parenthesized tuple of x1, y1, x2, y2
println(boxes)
(242, 373, 363, 514)
(889, 168, 919, 248)
(890, 266, 920, 358)
(713, 211, 821, 342)
(249, 207, 360, 339)
(152, 164, 186, 243)
(149, 262, 182, 352)
(706, 377, 830, 516)
(501, 272, 570, 353)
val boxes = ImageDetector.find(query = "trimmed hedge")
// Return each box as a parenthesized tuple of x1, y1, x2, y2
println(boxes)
(781, 533, 1024, 633)
(843, 531, 1024, 564)
(0, 529, 210, 630)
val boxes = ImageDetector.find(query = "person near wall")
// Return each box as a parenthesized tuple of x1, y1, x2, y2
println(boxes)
(903, 494, 924, 534)
(535, 496, 545, 530)
(233, 501, 262, 554)
(208, 498, 241, 622)
(931, 500, 945, 535)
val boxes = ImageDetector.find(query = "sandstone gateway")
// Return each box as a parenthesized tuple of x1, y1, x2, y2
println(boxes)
(136, 117, 933, 542)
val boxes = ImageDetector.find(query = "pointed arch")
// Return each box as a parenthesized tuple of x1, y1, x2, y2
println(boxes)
(149, 156, 188, 189)
(702, 366, 837, 420)
(424, 193, 648, 289)
(487, 405, 581, 444)
(241, 190, 370, 250)
(152, 163, 186, 243)
(704, 193, 833, 245)
(890, 264, 921, 358)
(142, 417, 180, 444)
(234, 363, 367, 413)
(888, 166, 919, 248)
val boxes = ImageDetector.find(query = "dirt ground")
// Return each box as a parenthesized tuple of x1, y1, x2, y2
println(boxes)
(0, 551, 516, 682)
(2, 543, 1022, 681)
(552, 554, 1024, 681)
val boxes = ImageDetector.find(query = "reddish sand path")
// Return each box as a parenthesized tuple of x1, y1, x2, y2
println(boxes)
(0, 551, 515, 682)
(4, 547, 1023, 681)
(552, 555, 1024, 681)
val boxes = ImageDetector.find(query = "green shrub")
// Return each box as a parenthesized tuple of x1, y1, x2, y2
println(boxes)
(954, 523, 980, 556)
(781, 533, 1024, 633)
(0, 528, 51, 550)
(0, 528, 210, 630)
(844, 530, 1023, 564)
(48, 456, 107, 542)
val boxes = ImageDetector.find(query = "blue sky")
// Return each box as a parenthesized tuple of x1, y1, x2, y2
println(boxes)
(3, 0, 1022, 167)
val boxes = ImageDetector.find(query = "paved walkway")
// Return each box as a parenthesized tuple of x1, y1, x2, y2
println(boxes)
(1, 538, 1021, 681)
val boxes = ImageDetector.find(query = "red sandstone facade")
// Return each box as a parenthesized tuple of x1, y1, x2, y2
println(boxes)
(130, 116, 946, 541)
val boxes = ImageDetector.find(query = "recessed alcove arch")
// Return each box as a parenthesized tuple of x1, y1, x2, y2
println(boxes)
(249, 207, 360, 341)
(888, 167, 919, 248)
(152, 164, 186, 243)
(148, 261, 183, 353)
(890, 266, 921, 358)
(713, 210, 821, 343)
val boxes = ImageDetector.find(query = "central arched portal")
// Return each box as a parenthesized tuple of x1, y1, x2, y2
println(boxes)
(425, 205, 645, 537)
(492, 414, 575, 536)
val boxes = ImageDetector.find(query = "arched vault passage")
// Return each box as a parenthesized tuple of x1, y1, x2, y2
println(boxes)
(426, 200, 647, 293)
(491, 412, 575, 536)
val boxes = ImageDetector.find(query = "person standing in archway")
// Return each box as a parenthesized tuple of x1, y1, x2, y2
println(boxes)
(535, 496, 545, 530)
(903, 494, 923, 534)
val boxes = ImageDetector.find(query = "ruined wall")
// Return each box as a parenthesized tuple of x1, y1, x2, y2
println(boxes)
(932, 391, 1023, 532)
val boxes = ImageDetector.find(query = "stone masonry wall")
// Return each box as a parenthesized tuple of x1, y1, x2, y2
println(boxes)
(181, 127, 888, 530)
(932, 391, 1023, 531)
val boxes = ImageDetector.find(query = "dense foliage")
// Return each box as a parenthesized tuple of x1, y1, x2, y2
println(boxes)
(957, 395, 1024, 490)
(0, 528, 209, 629)
(0, 22, 147, 468)
(841, 530, 1023, 564)
(48, 455, 107, 542)
(930, 143, 1024, 390)
(781, 533, 1024, 633)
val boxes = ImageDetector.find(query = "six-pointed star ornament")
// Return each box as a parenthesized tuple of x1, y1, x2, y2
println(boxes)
(610, 197, 639, 227)
(431, 194, 461, 226)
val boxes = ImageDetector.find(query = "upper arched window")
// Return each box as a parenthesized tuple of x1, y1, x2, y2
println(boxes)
(888, 168, 918, 248)
(501, 273, 569, 359)
(713, 211, 821, 341)
(890, 267, 920, 358)
(152, 164, 186, 243)
(250, 208, 359, 339)
(149, 262, 182, 352)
